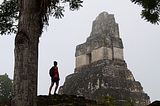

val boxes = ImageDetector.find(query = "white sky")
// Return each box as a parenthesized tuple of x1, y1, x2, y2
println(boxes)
(0, 0, 160, 103)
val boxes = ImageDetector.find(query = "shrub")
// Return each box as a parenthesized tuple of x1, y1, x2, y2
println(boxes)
(123, 98, 137, 106)
(97, 95, 116, 106)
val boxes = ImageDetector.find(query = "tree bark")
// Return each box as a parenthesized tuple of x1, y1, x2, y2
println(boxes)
(11, 0, 42, 106)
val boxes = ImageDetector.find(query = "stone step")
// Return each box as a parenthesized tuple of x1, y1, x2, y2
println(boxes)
(37, 94, 98, 106)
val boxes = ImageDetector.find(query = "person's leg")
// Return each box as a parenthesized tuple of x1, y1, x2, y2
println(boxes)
(49, 82, 54, 95)
(54, 81, 59, 94)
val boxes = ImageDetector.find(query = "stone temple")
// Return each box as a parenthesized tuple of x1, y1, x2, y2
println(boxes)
(58, 12, 150, 106)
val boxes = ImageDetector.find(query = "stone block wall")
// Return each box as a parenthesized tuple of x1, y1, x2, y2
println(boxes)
(75, 36, 124, 68)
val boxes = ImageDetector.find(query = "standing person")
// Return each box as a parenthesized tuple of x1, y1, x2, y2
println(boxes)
(49, 61, 60, 95)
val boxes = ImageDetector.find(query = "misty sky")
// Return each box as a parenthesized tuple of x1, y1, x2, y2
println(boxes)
(0, 0, 160, 102)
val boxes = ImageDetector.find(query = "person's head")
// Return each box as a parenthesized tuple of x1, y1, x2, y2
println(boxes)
(54, 61, 58, 67)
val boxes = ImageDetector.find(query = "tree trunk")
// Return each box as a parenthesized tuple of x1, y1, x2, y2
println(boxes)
(11, 0, 42, 106)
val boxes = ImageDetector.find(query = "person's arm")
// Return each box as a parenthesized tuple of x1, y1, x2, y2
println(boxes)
(57, 67, 60, 80)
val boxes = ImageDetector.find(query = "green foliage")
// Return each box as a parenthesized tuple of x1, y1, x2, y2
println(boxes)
(0, 73, 13, 103)
(0, 0, 83, 35)
(41, 0, 83, 20)
(123, 98, 137, 106)
(97, 95, 137, 106)
(97, 95, 116, 106)
(0, 0, 19, 35)
(131, 0, 160, 24)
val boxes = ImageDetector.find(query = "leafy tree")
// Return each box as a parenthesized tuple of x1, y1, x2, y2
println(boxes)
(0, 0, 18, 35)
(97, 95, 116, 106)
(0, 0, 83, 35)
(131, 0, 160, 24)
(0, 73, 13, 103)
(0, 0, 83, 106)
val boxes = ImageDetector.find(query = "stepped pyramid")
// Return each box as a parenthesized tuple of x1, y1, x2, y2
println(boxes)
(58, 12, 150, 106)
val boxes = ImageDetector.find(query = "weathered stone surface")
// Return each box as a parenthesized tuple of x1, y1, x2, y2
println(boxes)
(37, 94, 97, 106)
(59, 12, 150, 106)
(75, 12, 124, 68)
(0, 94, 98, 106)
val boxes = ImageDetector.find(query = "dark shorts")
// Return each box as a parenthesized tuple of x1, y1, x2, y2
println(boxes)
(51, 77, 59, 82)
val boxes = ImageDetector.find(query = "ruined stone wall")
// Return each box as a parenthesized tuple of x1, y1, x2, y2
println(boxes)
(75, 35, 124, 68)
(59, 59, 150, 106)
(75, 12, 124, 68)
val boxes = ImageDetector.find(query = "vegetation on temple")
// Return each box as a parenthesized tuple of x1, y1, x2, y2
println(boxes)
(97, 95, 136, 106)
(97, 95, 117, 106)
